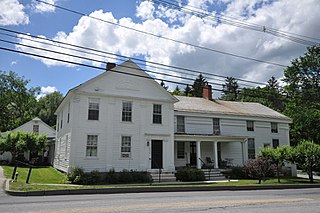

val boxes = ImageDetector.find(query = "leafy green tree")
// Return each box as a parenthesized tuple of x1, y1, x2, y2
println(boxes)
(0, 131, 47, 164)
(283, 45, 320, 145)
(290, 140, 320, 183)
(260, 146, 291, 183)
(35, 91, 64, 127)
(171, 86, 184, 96)
(191, 74, 206, 97)
(0, 71, 40, 132)
(221, 77, 239, 101)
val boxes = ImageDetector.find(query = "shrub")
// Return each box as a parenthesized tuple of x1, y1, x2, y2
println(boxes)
(67, 167, 84, 183)
(244, 156, 275, 184)
(223, 166, 248, 179)
(105, 169, 152, 184)
(175, 167, 205, 182)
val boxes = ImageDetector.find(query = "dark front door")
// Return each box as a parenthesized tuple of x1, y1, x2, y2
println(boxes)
(190, 142, 197, 166)
(151, 140, 163, 169)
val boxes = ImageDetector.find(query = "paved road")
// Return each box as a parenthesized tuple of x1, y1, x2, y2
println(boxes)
(0, 188, 319, 213)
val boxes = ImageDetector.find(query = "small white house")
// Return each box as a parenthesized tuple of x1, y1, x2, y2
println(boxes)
(53, 60, 292, 174)
(0, 117, 56, 164)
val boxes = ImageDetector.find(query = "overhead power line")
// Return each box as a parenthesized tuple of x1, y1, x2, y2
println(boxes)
(0, 27, 267, 87)
(33, 0, 288, 68)
(154, 0, 320, 46)
(0, 45, 226, 92)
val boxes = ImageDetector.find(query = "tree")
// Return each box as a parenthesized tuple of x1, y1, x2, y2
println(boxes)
(260, 146, 291, 183)
(184, 85, 192, 96)
(221, 77, 239, 101)
(35, 91, 64, 127)
(283, 45, 320, 145)
(191, 74, 206, 97)
(171, 86, 184, 96)
(290, 140, 320, 183)
(244, 156, 275, 184)
(0, 131, 47, 164)
(0, 71, 40, 132)
(160, 80, 168, 91)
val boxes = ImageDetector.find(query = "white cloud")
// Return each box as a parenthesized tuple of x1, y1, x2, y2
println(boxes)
(17, 0, 320, 92)
(37, 86, 57, 99)
(0, 0, 29, 26)
(11, 61, 17, 66)
(136, 1, 155, 20)
(31, 0, 56, 13)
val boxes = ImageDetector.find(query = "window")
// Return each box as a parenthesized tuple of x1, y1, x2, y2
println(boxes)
(121, 136, 131, 158)
(122, 101, 132, 122)
(88, 98, 99, 120)
(248, 138, 255, 159)
(60, 111, 63, 129)
(271, 122, 278, 133)
(272, 139, 279, 148)
(213, 118, 220, 135)
(57, 115, 59, 132)
(153, 104, 162, 124)
(65, 135, 69, 157)
(67, 102, 70, 123)
(247, 121, 254, 131)
(177, 142, 185, 159)
(177, 116, 185, 133)
(86, 135, 98, 157)
(33, 125, 39, 134)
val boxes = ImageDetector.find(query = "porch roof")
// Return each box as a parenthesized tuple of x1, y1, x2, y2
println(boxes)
(174, 133, 247, 142)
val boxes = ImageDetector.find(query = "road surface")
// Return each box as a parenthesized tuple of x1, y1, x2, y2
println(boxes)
(0, 188, 319, 212)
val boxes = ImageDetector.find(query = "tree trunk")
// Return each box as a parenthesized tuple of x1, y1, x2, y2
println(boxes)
(277, 166, 280, 183)
(308, 167, 314, 183)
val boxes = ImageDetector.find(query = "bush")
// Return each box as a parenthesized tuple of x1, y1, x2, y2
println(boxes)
(68, 167, 101, 185)
(67, 167, 84, 183)
(244, 156, 275, 184)
(175, 167, 205, 182)
(106, 169, 152, 184)
(223, 166, 248, 179)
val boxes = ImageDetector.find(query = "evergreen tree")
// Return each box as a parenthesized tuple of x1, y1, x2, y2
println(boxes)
(191, 74, 206, 97)
(160, 80, 168, 91)
(184, 85, 192, 96)
(221, 77, 239, 101)
(171, 86, 184, 96)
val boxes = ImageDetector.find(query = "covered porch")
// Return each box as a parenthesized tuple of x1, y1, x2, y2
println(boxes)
(174, 134, 248, 169)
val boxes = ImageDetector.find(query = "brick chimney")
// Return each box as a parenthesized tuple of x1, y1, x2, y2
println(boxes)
(106, 62, 116, 71)
(203, 83, 212, 100)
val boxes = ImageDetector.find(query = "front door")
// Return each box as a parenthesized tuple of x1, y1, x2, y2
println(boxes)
(151, 140, 163, 169)
(190, 142, 197, 166)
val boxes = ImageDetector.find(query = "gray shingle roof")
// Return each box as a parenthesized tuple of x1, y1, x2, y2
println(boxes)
(174, 96, 291, 122)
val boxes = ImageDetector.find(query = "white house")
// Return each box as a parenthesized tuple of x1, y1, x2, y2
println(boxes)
(53, 60, 292, 174)
(0, 117, 56, 164)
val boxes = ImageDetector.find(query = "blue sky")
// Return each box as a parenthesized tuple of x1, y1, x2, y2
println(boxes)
(1, 0, 319, 97)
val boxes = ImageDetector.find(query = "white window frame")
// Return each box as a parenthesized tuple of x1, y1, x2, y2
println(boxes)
(176, 116, 185, 133)
(88, 98, 100, 120)
(153, 104, 162, 124)
(271, 122, 278, 133)
(33, 125, 39, 134)
(86, 135, 98, 157)
(213, 118, 220, 134)
(246, 120, 254, 131)
(122, 101, 132, 122)
(248, 138, 255, 159)
(121, 136, 131, 158)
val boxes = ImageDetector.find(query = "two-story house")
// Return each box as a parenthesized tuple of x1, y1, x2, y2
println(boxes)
(53, 60, 292, 174)
(173, 85, 291, 170)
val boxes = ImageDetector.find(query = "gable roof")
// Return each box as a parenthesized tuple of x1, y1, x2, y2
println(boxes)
(10, 117, 55, 136)
(174, 96, 292, 122)
(56, 60, 178, 113)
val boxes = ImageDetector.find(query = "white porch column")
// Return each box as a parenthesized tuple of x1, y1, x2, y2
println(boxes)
(196, 141, 201, 169)
(213, 141, 218, 169)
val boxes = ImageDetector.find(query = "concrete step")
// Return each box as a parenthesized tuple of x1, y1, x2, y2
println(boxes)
(149, 170, 176, 182)
(201, 169, 226, 181)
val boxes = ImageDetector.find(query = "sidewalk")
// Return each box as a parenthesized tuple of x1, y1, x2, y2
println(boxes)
(0, 166, 8, 197)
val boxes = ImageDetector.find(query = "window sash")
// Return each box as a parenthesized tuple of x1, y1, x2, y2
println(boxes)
(271, 122, 278, 133)
(86, 135, 98, 157)
(213, 118, 220, 131)
(177, 116, 185, 133)
(121, 136, 131, 158)
(33, 125, 39, 133)
(153, 104, 162, 124)
(272, 139, 279, 148)
(177, 142, 185, 159)
(248, 138, 255, 159)
(247, 121, 254, 131)
(122, 102, 132, 122)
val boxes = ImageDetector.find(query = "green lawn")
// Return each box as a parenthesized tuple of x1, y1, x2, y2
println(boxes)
(2, 165, 67, 184)
(2, 166, 319, 192)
